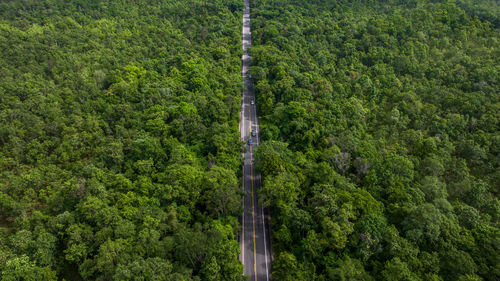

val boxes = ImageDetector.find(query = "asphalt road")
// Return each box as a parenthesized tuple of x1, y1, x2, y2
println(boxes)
(240, 1, 272, 280)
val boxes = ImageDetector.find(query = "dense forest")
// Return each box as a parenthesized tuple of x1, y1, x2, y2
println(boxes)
(0, 0, 247, 280)
(249, 0, 499, 280)
(1, 0, 499, 280)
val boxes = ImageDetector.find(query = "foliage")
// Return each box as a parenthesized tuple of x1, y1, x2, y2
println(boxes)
(0, 0, 245, 280)
(250, 0, 499, 280)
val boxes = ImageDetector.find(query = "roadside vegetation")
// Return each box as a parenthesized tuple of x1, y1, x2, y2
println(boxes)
(0, 0, 247, 280)
(250, 0, 499, 280)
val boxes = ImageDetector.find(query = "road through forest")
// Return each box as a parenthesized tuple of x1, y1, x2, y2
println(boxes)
(239, 0, 272, 280)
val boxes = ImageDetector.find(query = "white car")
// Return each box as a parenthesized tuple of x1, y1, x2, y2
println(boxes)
(251, 100, 254, 105)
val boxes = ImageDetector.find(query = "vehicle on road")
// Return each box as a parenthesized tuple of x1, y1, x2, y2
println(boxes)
(251, 100, 254, 105)
(251, 129, 256, 137)
(247, 138, 253, 145)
